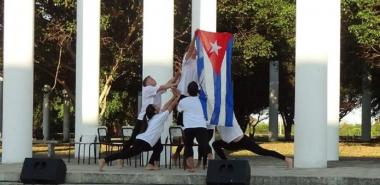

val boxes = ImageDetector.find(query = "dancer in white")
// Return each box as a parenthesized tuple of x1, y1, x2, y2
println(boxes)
(99, 88, 180, 171)
(177, 82, 213, 172)
(212, 120, 293, 168)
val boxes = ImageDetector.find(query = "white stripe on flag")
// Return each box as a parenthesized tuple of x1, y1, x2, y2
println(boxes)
(202, 46, 215, 123)
(219, 54, 227, 125)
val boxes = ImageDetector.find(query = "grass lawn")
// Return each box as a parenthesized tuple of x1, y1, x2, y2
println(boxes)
(230, 142, 380, 158)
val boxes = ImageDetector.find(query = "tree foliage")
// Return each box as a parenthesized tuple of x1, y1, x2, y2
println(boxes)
(218, 0, 295, 136)
(341, 0, 380, 118)
(26, 0, 143, 131)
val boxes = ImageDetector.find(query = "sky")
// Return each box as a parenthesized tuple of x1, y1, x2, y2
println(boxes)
(340, 107, 376, 124)
(251, 107, 374, 125)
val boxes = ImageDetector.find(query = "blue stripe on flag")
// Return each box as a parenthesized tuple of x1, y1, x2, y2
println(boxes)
(211, 72, 221, 125)
(225, 38, 234, 127)
(196, 36, 208, 121)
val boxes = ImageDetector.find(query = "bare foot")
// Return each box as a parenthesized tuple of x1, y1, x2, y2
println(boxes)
(153, 161, 160, 170)
(207, 153, 213, 160)
(285, 157, 293, 169)
(186, 157, 195, 172)
(116, 159, 124, 169)
(145, 163, 159, 170)
(194, 159, 201, 169)
(145, 163, 155, 170)
(98, 159, 106, 172)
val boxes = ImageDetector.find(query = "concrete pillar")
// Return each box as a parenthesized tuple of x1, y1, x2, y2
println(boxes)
(75, 0, 101, 157)
(269, 60, 279, 141)
(326, 0, 341, 161)
(295, 0, 339, 168)
(191, 0, 217, 35)
(63, 89, 70, 142)
(42, 85, 51, 140)
(191, 0, 217, 158)
(361, 69, 372, 141)
(2, 0, 34, 163)
(0, 77, 3, 138)
(143, 0, 174, 164)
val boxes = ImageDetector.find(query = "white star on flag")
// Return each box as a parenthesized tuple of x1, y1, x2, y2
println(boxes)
(210, 41, 222, 55)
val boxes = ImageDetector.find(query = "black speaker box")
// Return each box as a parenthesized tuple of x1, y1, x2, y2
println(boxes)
(206, 159, 251, 185)
(20, 158, 67, 184)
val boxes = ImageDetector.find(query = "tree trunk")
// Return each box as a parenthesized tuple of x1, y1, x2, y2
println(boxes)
(284, 122, 292, 141)
(280, 111, 294, 141)
(251, 125, 256, 139)
(98, 51, 122, 119)
(236, 112, 249, 133)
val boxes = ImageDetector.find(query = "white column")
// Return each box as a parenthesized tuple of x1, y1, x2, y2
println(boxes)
(361, 71, 372, 141)
(269, 60, 279, 141)
(0, 77, 3, 137)
(192, 0, 217, 158)
(2, 0, 34, 163)
(326, 0, 341, 161)
(75, 0, 101, 156)
(192, 0, 217, 35)
(295, 0, 339, 168)
(143, 0, 174, 164)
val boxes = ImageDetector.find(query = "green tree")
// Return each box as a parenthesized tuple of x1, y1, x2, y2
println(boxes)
(99, 0, 142, 124)
(218, 0, 296, 138)
(33, 0, 144, 130)
(341, 0, 380, 119)
(34, 0, 77, 130)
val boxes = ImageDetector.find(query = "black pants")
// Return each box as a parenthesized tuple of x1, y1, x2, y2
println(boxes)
(123, 119, 145, 148)
(212, 135, 285, 160)
(183, 127, 212, 159)
(105, 139, 163, 165)
(174, 129, 214, 157)
(198, 129, 214, 159)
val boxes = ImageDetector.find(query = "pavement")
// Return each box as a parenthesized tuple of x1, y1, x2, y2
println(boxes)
(0, 156, 380, 185)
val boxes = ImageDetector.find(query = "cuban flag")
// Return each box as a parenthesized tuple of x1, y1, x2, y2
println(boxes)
(195, 29, 234, 127)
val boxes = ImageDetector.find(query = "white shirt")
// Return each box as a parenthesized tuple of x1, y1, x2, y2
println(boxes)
(217, 117, 244, 143)
(178, 53, 198, 95)
(137, 85, 163, 120)
(136, 110, 170, 147)
(177, 96, 207, 129)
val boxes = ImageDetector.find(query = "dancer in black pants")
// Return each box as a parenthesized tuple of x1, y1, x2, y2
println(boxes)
(99, 89, 180, 171)
(172, 127, 214, 167)
(212, 119, 293, 168)
(177, 82, 213, 172)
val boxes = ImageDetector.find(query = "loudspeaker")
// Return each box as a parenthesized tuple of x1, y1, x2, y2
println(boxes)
(20, 158, 67, 184)
(206, 159, 250, 185)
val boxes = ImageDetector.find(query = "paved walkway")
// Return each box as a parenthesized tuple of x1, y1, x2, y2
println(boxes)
(0, 156, 380, 185)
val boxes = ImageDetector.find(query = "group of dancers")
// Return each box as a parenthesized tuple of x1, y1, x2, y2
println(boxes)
(98, 37, 293, 172)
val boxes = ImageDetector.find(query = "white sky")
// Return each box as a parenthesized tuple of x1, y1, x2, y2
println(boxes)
(251, 107, 375, 125)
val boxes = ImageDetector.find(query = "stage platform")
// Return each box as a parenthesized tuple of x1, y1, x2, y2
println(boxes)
(0, 156, 380, 185)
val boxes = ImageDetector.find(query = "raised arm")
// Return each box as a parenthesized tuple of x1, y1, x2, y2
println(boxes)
(161, 88, 180, 113)
(185, 37, 196, 61)
(157, 68, 181, 92)
(157, 78, 176, 92)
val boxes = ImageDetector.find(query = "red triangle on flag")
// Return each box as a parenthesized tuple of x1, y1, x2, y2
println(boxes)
(196, 30, 232, 75)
